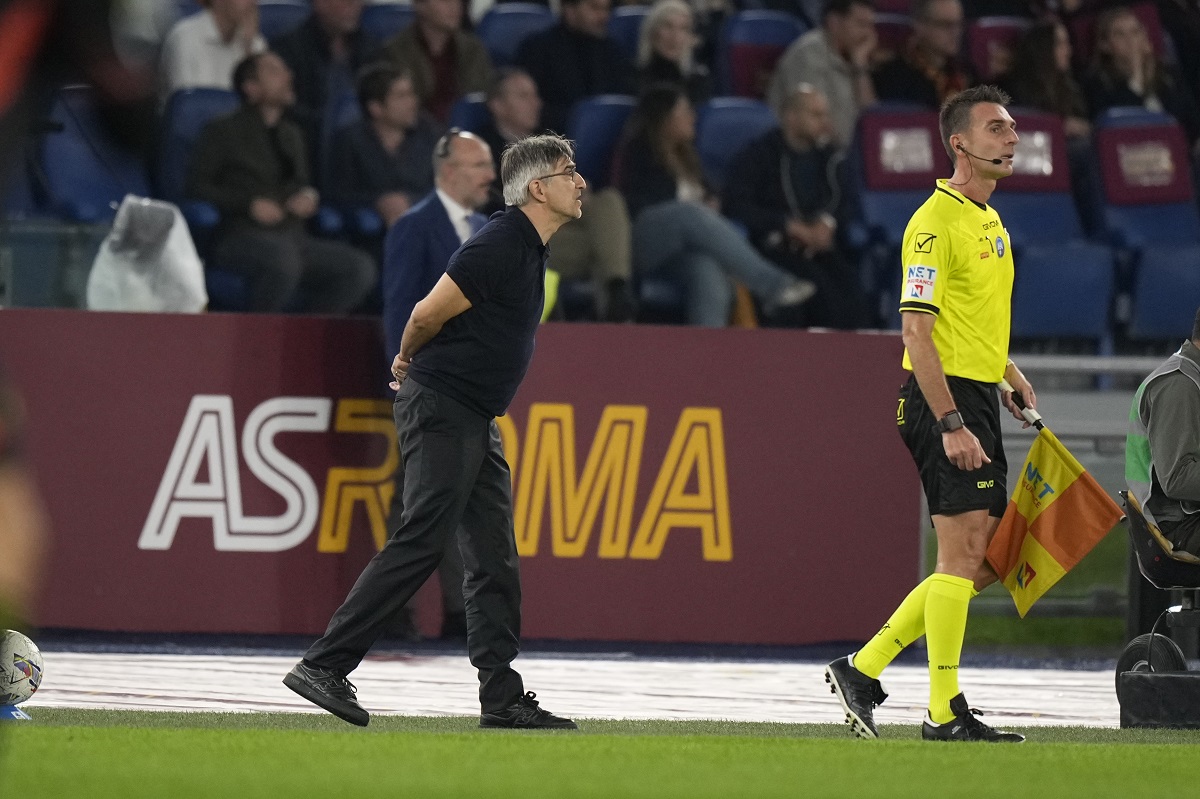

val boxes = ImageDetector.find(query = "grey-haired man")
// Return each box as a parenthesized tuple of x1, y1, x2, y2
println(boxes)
(285, 134, 583, 730)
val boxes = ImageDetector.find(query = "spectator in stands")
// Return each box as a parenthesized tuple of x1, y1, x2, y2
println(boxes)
(616, 84, 816, 327)
(188, 52, 376, 313)
(272, 0, 382, 168)
(1156, 0, 1200, 113)
(636, 0, 712, 105)
(479, 69, 638, 321)
(159, 0, 265, 102)
(767, 0, 878, 151)
(382, 0, 495, 123)
(1083, 6, 1200, 147)
(873, 0, 974, 109)
(328, 65, 442, 226)
(999, 20, 1101, 232)
(723, 84, 868, 329)
(516, 0, 637, 134)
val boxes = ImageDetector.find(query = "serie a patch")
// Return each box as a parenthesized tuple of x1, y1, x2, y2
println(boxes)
(903, 265, 937, 301)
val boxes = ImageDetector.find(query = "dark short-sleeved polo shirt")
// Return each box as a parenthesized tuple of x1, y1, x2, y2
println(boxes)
(407, 207, 547, 418)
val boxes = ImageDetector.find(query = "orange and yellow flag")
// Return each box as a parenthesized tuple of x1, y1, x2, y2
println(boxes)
(986, 428, 1124, 617)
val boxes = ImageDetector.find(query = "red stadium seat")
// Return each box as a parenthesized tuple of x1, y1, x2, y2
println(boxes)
(719, 11, 808, 98)
(966, 16, 1031, 82)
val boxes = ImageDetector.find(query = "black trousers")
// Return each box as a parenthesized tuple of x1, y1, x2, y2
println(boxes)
(305, 379, 524, 712)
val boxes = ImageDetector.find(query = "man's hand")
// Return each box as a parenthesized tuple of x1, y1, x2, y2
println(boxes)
(1002, 364, 1038, 428)
(850, 28, 878, 71)
(249, 197, 286, 226)
(388, 353, 411, 391)
(943, 427, 992, 471)
(376, 192, 412, 226)
(286, 188, 319, 219)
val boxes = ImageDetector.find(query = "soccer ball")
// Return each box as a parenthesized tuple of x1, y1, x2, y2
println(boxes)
(0, 630, 44, 706)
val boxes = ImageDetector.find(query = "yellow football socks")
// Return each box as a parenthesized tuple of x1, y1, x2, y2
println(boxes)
(852, 575, 935, 680)
(925, 573, 975, 724)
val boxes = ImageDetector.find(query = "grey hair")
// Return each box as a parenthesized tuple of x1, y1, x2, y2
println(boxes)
(501, 133, 575, 207)
(637, 0, 694, 72)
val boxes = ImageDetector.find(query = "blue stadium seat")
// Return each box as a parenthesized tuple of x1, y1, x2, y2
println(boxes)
(360, 3, 414, 42)
(607, 6, 648, 63)
(158, 88, 240, 203)
(695, 97, 776, 192)
(717, 10, 807, 97)
(258, 1, 308, 40)
(449, 93, 490, 133)
(991, 109, 1115, 343)
(1093, 108, 1200, 340)
(39, 86, 150, 222)
(477, 4, 557, 67)
(566, 94, 635, 190)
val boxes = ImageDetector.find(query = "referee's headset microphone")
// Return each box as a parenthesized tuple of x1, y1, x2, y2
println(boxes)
(955, 143, 1003, 165)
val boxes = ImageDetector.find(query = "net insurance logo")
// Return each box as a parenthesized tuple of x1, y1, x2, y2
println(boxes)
(138, 396, 733, 562)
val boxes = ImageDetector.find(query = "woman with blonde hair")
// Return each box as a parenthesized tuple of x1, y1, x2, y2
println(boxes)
(636, 0, 712, 103)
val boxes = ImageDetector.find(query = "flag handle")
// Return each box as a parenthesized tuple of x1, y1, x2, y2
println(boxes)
(999, 378, 1044, 430)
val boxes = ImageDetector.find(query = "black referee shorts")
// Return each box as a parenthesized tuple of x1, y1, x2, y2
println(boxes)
(897, 374, 1008, 517)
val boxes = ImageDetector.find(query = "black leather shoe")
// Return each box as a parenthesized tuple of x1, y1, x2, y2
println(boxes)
(922, 693, 1025, 742)
(824, 655, 888, 739)
(283, 661, 369, 727)
(479, 692, 578, 730)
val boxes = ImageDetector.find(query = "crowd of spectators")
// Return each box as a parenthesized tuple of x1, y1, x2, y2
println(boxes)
(22, 0, 1200, 330)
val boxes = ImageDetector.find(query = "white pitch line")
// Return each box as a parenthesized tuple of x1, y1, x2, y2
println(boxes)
(23, 651, 1121, 728)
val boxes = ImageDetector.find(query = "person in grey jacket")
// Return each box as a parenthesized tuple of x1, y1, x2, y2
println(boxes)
(1127, 307, 1200, 556)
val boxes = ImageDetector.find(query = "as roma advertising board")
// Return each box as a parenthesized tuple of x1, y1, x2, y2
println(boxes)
(0, 310, 919, 645)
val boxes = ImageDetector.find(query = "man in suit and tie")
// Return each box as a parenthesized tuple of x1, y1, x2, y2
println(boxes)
(379, 128, 495, 639)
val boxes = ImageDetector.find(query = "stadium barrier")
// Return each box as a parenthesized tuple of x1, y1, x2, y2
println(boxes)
(0, 309, 920, 645)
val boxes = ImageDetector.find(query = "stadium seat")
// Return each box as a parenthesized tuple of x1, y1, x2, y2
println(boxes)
(845, 105, 941, 326)
(717, 10, 808, 98)
(476, 4, 557, 67)
(694, 97, 777, 191)
(1093, 109, 1200, 340)
(359, 3, 415, 42)
(966, 16, 1031, 82)
(566, 94, 635, 190)
(608, 6, 648, 63)
(39, 85, 151, 222)
(449, 93, 490, 133)
(257, 1, 308, 40)
(995, 110, 1114, 343)
(157, 87, 240, 204)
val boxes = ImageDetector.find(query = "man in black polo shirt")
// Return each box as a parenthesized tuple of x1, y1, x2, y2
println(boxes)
(285, 133, 582, 730)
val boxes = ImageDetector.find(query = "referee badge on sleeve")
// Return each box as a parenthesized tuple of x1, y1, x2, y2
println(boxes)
(903, 265, 937, 300)
(914, 232, 937, 253)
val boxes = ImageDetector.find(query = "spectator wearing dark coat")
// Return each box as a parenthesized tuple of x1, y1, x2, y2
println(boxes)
(723, 85, 869, 330)
(381, 0, 494, 123)
(328, 64, 443, 227)
(873, 0, 974, 109)
(188, 52, 375, 313)
(636, 0, 712, 105)
(515, 0, 637, 134)
(272, 0, 381, 170)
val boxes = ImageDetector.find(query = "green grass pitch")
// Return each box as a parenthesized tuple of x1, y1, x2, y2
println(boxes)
(4, 710, 1199, 798)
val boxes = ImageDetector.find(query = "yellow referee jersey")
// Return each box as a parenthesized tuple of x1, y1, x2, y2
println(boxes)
(898, 179, 1014, 383)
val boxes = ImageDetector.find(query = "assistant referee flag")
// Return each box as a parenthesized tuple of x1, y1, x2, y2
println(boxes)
(986, 428, 1123, 617)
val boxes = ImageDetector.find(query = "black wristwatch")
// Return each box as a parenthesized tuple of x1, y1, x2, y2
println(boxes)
(933, 410, 965, 434)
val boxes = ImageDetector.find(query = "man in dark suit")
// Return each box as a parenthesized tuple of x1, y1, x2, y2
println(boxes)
(379, 129, 495, 639)
(515, 0, 636, 134)
(188, 51, 376, 312)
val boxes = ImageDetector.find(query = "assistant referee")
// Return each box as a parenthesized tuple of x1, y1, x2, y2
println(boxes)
(825, 85, 1038, 743)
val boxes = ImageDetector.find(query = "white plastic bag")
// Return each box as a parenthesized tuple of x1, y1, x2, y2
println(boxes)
(86, 194, 208, 312)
